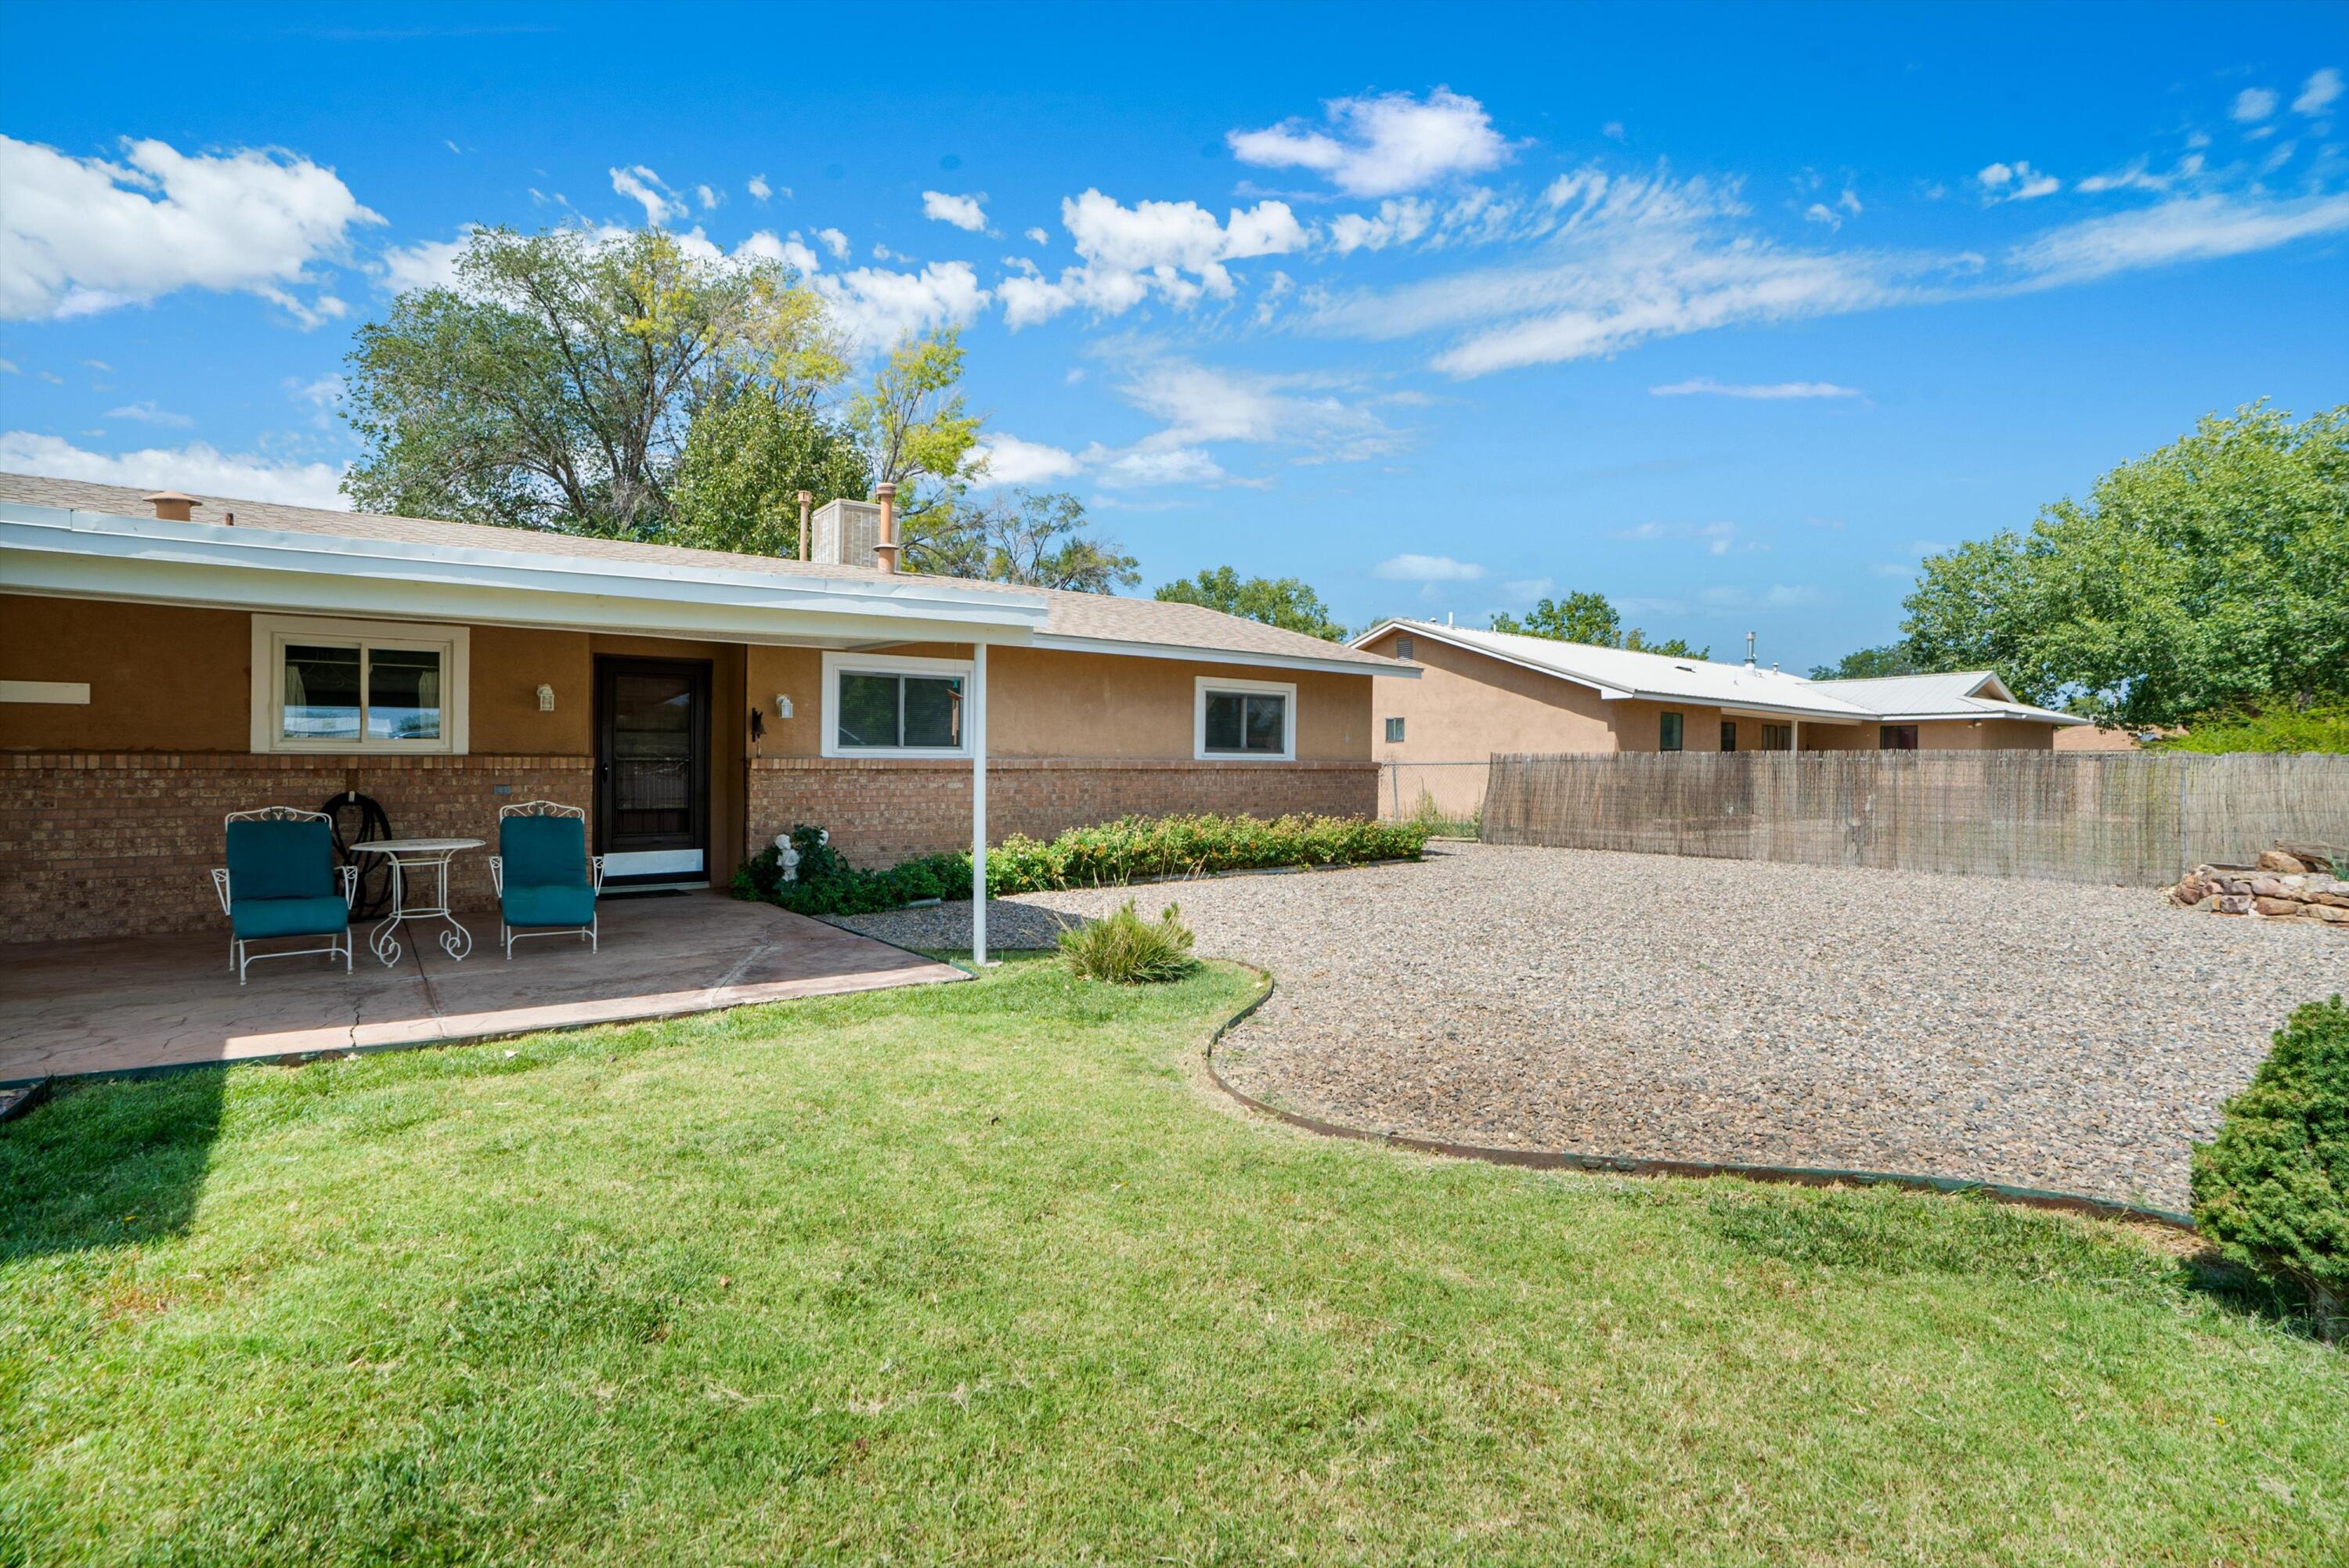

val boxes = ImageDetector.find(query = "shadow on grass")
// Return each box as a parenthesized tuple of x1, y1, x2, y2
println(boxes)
(1695, 1181, 2340, 1345)
(0, 1068, 226, 1261)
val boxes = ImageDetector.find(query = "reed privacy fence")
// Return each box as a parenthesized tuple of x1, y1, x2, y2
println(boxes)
(1481, 751, 2349, 886)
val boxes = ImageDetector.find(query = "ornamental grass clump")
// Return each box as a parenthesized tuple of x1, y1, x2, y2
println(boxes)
(1059, 900, 1197, 984)
(2190, 994, 2349, 1339)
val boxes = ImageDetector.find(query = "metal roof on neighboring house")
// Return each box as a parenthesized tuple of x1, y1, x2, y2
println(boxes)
(0, 472, 1409, 676)
(1808, 672, 2087, 725)
(1351, 618, 2084, 726)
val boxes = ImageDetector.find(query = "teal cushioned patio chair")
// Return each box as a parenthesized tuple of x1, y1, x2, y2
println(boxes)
(210, 806, 359, 984)
(488, 800, 605, 958)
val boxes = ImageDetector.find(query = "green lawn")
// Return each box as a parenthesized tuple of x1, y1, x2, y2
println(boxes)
(3, 957, 2343, 1566)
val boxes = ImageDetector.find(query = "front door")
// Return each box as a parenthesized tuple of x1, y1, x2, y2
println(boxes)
(595, 657, 711, 889)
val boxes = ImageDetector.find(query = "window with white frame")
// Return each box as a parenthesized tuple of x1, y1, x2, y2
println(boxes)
(1385, 716, 1406, 743)
(1195, 676, 1296, 761)
(251, 615, 469, 755)
(821, 651, 972, 757)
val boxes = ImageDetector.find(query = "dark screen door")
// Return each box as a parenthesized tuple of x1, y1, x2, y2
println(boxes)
(595, 658, 710, 885)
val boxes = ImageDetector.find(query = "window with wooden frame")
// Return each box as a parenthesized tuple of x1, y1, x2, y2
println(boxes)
(1761, 723, 1794, 751)
(1719, 719, 1738, 752)
(1880, 724, 1921, 751)
(250, 615, 469, 755)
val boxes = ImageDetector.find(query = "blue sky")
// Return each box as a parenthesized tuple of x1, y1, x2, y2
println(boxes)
(2, 0, 2344, 669)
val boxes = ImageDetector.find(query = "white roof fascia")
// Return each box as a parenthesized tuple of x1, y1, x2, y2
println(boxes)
(0, 502, 1048, 643)
(1350, 619, 1626, 696)
(1030, 631, 1418, 678)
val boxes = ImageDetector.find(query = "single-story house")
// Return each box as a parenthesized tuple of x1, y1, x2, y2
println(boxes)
(1349, 618, 2085, 816)
(0, 473, 1413, 945)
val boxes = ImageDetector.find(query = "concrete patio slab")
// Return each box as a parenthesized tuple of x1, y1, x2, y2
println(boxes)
(0, 891, 965, 1083)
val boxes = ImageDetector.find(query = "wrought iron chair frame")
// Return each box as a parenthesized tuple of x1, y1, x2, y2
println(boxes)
(210, 806, 359, 984)
(486, 799, 605, 958)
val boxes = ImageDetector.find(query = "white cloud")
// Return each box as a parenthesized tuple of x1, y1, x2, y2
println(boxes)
(1107, 353, 1404, 466)
(1375, 553, 1485, 582)
(1503, 576, 1554, 598)
(0, 133, 381, 324)
(735, 229, 826, 276)
(81, 357, 111, 372)
(1698, 583, 1824, 609)
(1803, 202, 1841, 229)
(1023, 226, 1049, 246)
(1084, 443, 1236, 488)
(104, 399, 193, 427)
(1613, 520, 1746, 555)
(1976, 160, 2059, 201)
(2232, 87, 2279, 122)
(1328, 198, 1434, 254)
(1602, 122, 1628, 144)
(810, 260, 989, 353)
(696, 184, 720, 211)
(2296, 67, 2343, 116)
(0, 357, 16, 374)
(815, 228, 850, 261)
(1229, 88, 1510, 196)
(973, 433, 1082, 486)
(1000, 189, 1308, 327)
(747, 174, 772, 202)
(0, 431, 351, 510)
(2074, 158, 2174, 195)
(377, 229, 476, 294)
(1649, 377, 1862, 399)
(922, 190, 989, 232)
(2004, 192, 2349, 288)
(1312, 166, 1929, 378)
(609, 164, 683, 225)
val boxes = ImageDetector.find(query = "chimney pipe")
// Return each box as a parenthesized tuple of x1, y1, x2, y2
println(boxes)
(1745, 631, 1755, 667)
(796, 491, 813, 561)
(144, 490, 199, 523)
(874, 482, 899, 575)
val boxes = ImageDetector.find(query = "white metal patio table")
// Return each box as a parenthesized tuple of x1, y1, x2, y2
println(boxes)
(352, 837, 485, 966)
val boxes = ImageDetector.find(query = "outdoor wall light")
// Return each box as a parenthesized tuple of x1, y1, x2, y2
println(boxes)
(536, 683, 555, 712)
(774, 694, 793, 719)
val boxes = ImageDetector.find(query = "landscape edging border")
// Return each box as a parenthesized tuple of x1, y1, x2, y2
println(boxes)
(1202, 964, 2197, 1232)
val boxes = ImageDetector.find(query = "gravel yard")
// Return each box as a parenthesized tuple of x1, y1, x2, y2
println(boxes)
(835, 842, 2347, 1213)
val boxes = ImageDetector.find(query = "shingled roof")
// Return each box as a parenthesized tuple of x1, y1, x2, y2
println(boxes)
(0, 471, 1404, 673)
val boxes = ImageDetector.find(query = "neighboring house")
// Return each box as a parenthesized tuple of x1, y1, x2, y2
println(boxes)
(1349, 619, 2084, 817)
(0, 474, 1412, 943)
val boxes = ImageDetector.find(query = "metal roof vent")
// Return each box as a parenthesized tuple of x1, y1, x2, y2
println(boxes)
(808, 499, 882, 568)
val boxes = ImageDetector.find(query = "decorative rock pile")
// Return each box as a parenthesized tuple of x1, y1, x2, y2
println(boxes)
(2171, 842, 2349, 928)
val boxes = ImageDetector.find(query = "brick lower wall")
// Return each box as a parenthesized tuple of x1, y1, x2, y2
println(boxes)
(747, 756, 1380, 868)
(2, 752, 1378, 943)
(1, 752, 593, 943)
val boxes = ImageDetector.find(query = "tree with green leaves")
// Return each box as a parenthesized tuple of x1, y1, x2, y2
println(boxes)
(1902, 402, 2348, 726)
(846, 328, 983, 575)
(929, 490, 1139, 593)
(666, 391, 870, 558)
(1489, 591, 1709, 659)
(1154, 567, 1348, 641)
(1808, 643, 1924, 681)
(342, 225, 845, 539)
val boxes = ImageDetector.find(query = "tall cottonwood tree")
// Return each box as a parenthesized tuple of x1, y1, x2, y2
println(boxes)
(341, 225, 846, 539)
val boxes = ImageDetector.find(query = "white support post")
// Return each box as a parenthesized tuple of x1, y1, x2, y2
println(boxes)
(971, 641, 988, 967)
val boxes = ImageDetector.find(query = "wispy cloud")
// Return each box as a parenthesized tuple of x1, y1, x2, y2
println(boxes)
(922, 190, 990, 232)
(0, 431, 351, 510)
(2297, 67, 2343, 117)
(2232, 87, 2279, 123)
(1977, 160, 2060, 201)
(1375, 553, 1486, 582)
(1649, 377, 1861, 399)
(608, 164, 684, 225)
(2003, 192, 2349, 289)
(104, 399, 193, 427)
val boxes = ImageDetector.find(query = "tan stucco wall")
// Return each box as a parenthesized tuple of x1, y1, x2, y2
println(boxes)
(745, 640, 1370, 763)
(2054, 723, 2140, 752)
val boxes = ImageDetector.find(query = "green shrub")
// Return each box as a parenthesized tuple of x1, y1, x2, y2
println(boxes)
(732, 812, 1426, 919)
(2149, 700, 2349, 755)
(1059, 900, 1198, 984)
(2190, 995, 2349, 1336)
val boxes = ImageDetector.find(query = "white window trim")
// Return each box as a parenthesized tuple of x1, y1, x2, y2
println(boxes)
(821, 651, 974, 759)
(1194, 675, 1297, 762)
(250, 613, 470, 755)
